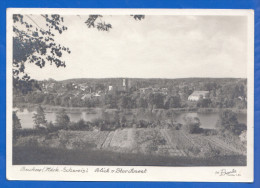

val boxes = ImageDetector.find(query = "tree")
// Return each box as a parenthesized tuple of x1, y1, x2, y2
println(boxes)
(13, 78, 41, 95)
(105, 94, 117, 108)
(148, 93, 165, 109)
(85, 15, 145, 32)
(55, 109, 70, 127)
(46, 121, 55, 130)
(218, 110, 246, 135)
(197, 96, 212, 108)
(164, 95, 181, 109)
(13, 14, 70, 93)
(119, 95, 133, 109)
(13, 111, 22, 129)
(182, 86, 193, 99)
(13, 14, 144, 94)
(101, 109, 111, 124)
(113, 111, 120, 127)
(32, 105, 47, 129)
(119, 95, 129, 109)
(183, 115, 201, 134)
(120, 115, 127, 128)
(204, 82, 218, 91)
(137, 97, 148, 108)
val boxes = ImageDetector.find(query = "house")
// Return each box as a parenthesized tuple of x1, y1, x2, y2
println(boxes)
(81, 93, 92, 100)
(78, 83, 89, 91)
(93, 91, 101, 97)
(188, 91, 209, 101)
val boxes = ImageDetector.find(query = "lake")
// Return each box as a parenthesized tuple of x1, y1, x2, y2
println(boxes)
(15, 108, 247, 129)
(174, 112, 247, 129)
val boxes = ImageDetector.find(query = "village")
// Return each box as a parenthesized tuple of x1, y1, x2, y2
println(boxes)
(41, 78, 209, 100)
(8, 11, 253, 182)
(15, 77, 247, 111)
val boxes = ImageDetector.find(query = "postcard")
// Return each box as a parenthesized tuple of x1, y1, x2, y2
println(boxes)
(6, 8, 254, 182)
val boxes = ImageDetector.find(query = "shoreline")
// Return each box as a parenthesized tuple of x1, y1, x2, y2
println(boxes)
(14, 103, 247, 114)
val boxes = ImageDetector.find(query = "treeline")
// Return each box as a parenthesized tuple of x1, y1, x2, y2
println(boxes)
(13, 78, 247, 109)
(14, 90, 246, 110)
(14, 92, 102, 107)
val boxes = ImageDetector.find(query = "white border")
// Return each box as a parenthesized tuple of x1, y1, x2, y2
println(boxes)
(6, 8, 254, 182)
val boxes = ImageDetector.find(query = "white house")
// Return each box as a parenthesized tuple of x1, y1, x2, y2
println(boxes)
(188, 91, 209, 101)
(108, 85, 113, 91)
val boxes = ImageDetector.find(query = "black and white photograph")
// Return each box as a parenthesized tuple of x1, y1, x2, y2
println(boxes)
(6, 9, 254, 182)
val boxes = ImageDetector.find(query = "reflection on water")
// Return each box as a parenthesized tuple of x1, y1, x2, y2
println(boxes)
(16, 108, 247, 129)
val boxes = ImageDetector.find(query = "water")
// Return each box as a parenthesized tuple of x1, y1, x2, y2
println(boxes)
(16, 108, 247, 129)
(174, 112, 246, 129)
(174, 112, 220, 129)
(16, 109, 101, 129)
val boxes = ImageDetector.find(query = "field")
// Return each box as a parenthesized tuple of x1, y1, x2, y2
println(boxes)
(13, 127, 246, 166)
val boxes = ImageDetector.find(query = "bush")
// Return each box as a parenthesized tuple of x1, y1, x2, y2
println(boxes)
(218, 110, 247, 135)
(137, 120, 150, 128)
(183, 115, 201, 134)
(202, 129, 218, 136)
(187, 146, 201, 156)
(172, 123, 182, 130)
(13, 128, 47, 137)
(69, 119, 90, 131)
(91, 117, 119, 131)
(204, 143, 221, 158)
(46, 121, 54, 130)
(55, 109, 70, 127)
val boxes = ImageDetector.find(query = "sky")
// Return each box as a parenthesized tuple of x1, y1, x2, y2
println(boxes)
(23, 15, 248, 80)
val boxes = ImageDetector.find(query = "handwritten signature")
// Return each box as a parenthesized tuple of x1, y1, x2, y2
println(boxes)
(215, 169, 241, 176)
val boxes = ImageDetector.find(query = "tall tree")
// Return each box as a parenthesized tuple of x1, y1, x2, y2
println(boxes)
(55, 109, 70, 127)
(13, 111, 22, 129)
(32, 105, 47, 129)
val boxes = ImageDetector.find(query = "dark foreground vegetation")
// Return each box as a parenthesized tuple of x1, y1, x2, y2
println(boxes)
(13, 146, 246, 166)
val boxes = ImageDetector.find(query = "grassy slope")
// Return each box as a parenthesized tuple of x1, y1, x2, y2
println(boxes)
(13, 146, 246, 166)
